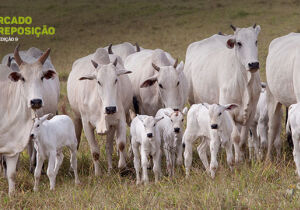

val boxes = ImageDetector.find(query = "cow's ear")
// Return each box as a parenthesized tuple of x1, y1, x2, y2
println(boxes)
(43, 70, 56, 80)
(8, 72, 24, 82)
(224, 103, 239, 110)
(117, 69, 132, 76)
(140, 75, 158, 88)
(226, 39, 236, 49)
(79, 74, 96, 81)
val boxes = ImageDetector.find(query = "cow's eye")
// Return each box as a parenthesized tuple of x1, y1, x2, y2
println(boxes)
(159, 84, 163, 89)
(115, 79, 118, 84)
(41, 76, 44, 81)
(98, 81, 102, 86)
(255, 40, 258, 46)
(218, 112, 222, 116)
(170, 119, 173, 122)
(37, 124, 40, 128)
(237, 42, 242, 47)
(182, 119, 184, 122)
(177, 81, 180, 86)
(21, 77, 25, 82)
(153, 123, 156, 127)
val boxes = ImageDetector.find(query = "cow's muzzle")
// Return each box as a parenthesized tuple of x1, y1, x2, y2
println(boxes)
(248, 62, 259, 72)
(105, 106, 117, 114)
(174, 128, 180, 133)
(30, 99, 43, 109)
(211, 124, 218, 129)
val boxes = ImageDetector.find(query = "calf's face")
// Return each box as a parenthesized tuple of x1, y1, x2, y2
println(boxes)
(8, 45, 56, 110)
(139, 116, 164, 140)
(30, 113, 53, 140)
(167, 107, 188, 134)
(203, 103, 238, 130)
(79, 59, 131, 115)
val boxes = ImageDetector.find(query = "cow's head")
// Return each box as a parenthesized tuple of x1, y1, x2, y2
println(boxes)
(30, 113, 54, 140)
(140, 59, 184, 110)
(203, 103, 238, 130)
(79, 56, 131, 115)
(226, 24, 261, 73)
(8, 44, 56, 110)
(139, 115, 164, 140)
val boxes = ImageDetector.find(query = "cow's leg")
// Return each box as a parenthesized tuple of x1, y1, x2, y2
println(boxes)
(116, 120, 127, 169)
(266, 97, 282, 161)
(153, 149, 161, 183)
(106, 127, 115, 173)
(274, 120, 283, 161)
(70, 145, 80, 185)
(141, 151, 149, 185)
(248, 130, 254, 160)
(74, 117, 82, 150)
(292, 133, 300, 178)
(239, 125, 249, 160)
(258, 119, 268, 160)
(82, 120, 100, 176)
(132, 142, 141, 185)
(176, 134, 183, 166)
(6, 153, 19, 196)
(197, 139, 209, 173)
(250, 126, 259, 160)
(47, 152, 57, 191)
(183, 131, 197, 177)
(33, 152, 44, 192)
(209, 136, 220, 179)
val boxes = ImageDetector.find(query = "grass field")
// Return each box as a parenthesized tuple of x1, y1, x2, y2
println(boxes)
(1, 0, 300, 208)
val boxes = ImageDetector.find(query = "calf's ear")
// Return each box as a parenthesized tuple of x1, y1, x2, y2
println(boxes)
(182, 107, 188, 115)
(140, 75, 158, 88)
(155, 116, 164, 123)
(176, 61, 184, 73)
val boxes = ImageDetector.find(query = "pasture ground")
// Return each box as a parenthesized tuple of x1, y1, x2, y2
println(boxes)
(1, 0, 300, 208)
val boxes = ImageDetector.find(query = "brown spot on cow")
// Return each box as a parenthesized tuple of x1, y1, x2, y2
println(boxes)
(119, 142, 125, 151)
(92, 152, 100, 161)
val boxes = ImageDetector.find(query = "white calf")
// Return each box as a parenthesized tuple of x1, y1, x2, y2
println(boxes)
(30, 114, 80, 191)
(155, 107, 187, 176)
(183, 103, 239, 178)
(286, 103, 300, 178)
(130, 115, 163, 185)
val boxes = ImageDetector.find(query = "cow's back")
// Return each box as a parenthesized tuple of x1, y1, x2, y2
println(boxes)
(267, 33, 300, 105)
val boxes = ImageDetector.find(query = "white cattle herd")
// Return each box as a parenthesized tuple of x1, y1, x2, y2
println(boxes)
(1, 24, 300, 196)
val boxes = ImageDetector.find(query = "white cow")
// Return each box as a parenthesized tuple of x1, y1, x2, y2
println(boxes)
(286, 103, 300, 178)
(0, 45, 59, 195)
(155, 107, 187, 176)
(30, 114, 80, 191)
(67, 48, 133, 175)
(184, 24, 261, 162)
(104, 42, 142, 62)
(125, 49, 189, 116)
(2, 46, 60, 173)
(130, 115, 163, 184)
(248, 83, 268, 160)
(266, 33, 300, 160)
(183, 103, 238, 178)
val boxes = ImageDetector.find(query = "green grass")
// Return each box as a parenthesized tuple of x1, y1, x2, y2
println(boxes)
(1, 0, 300, 208)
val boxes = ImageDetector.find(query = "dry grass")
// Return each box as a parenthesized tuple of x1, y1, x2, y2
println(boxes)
(1, 0, 300, 208)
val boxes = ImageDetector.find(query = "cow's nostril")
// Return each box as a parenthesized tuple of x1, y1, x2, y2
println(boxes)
(147, 133, 153, 138)
(30, 134, 34, 138)
(30, 99, 42, 109)
(174, 128, 180, 133)
(105, 106, 117, 114)
(173, 108, 179, 111)
(211, 124, 218, 129)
